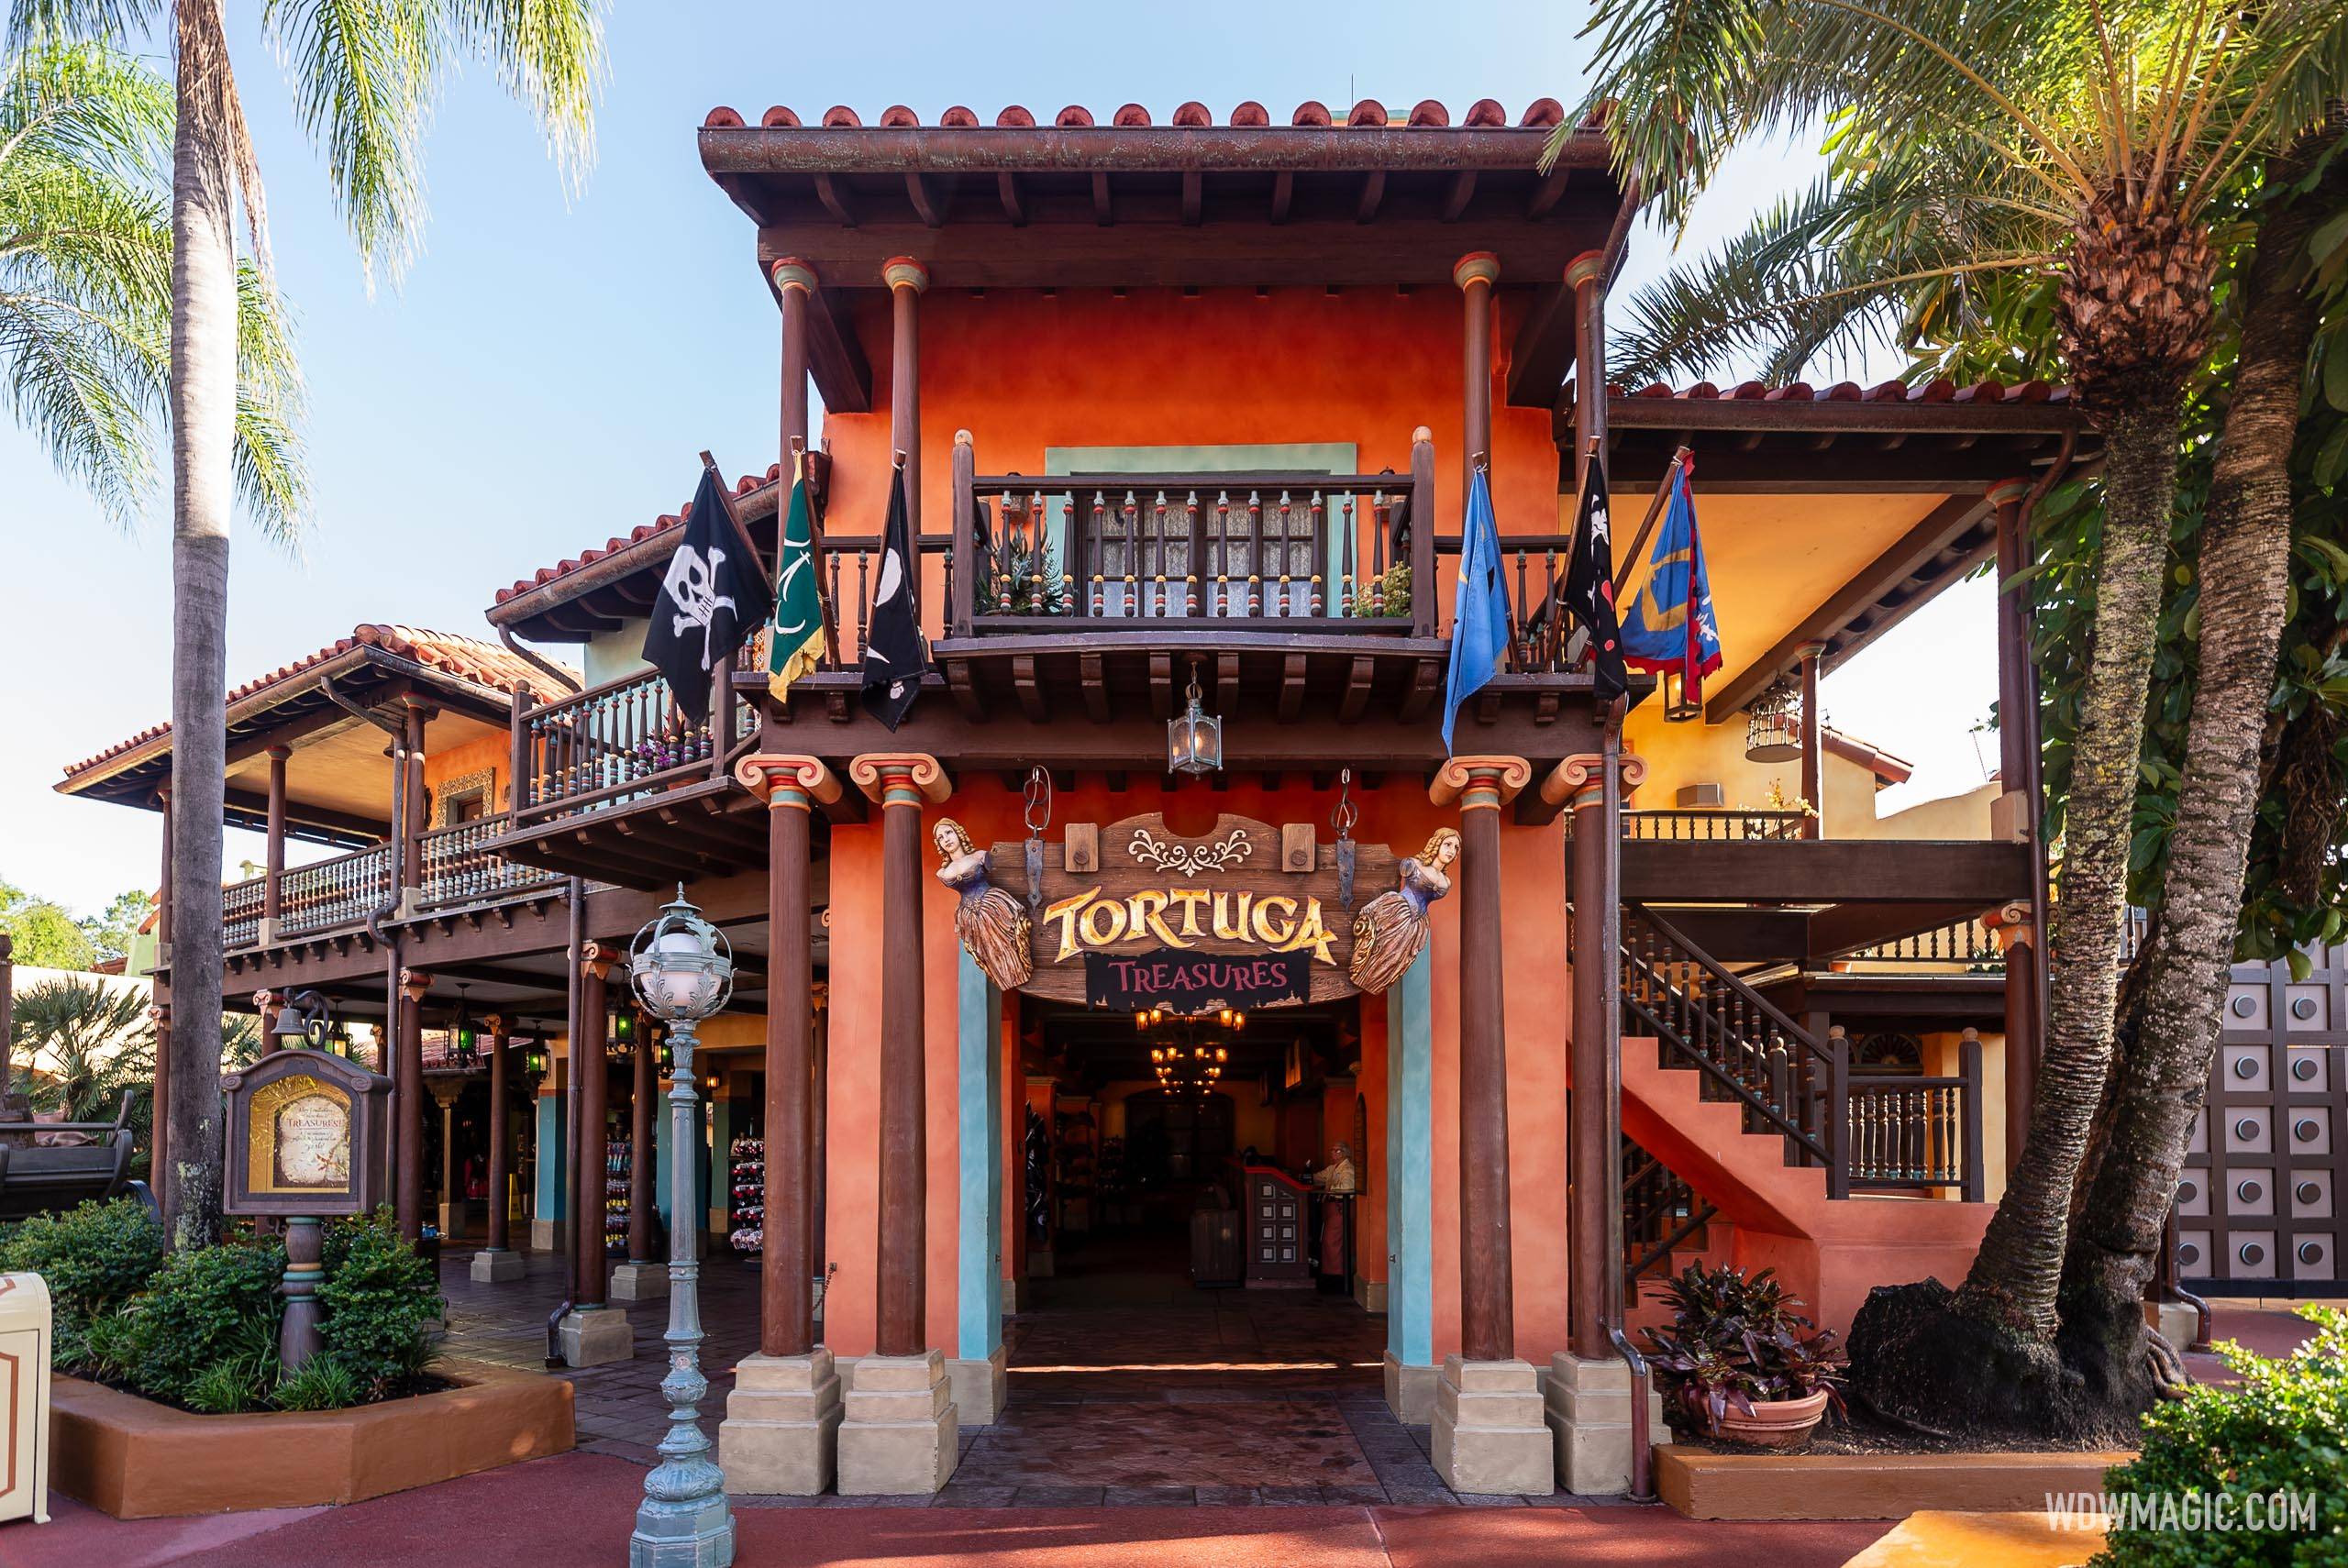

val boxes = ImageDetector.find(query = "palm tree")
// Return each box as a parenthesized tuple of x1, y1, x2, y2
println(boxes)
(10, 975, 153, 1163)
(1570, 0, 2344, 1430)
(9, 1, 604, 1249)
(1, 37, 301, 528)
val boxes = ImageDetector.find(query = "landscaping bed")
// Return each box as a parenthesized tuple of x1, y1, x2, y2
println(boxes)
(1655, 1441, 2135, 1520)
(48, 1356, 574, 1518)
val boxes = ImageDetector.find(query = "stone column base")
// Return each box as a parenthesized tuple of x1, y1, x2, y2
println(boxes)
(609, 1262, 670, 1302)
(720, 1350, 843, 1495)
(1432, 1356, 1554, 1496)
(947, 1345, 1008, 1427)
(469, 1248, 526, 1284)
(836, 1351, 958, 1496)
(1383, 1351, 1437, 1425)
(1002, 1277, 1024, 1314)
(1545, 1351, 1669, 1496)
(2144, 1297, 2202, 1351)
(1355, 1277, 1389, 1314)
(528, 1218, 560, 1253)
(559, 1305, 633, 1368)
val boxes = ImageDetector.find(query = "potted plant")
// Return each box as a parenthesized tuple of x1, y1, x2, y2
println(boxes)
(1643, 1261, 1844, 1449)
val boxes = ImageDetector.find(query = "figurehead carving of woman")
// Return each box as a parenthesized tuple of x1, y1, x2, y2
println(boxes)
(1347, 827, 1460, 994)
(935, 817, 1034, 992)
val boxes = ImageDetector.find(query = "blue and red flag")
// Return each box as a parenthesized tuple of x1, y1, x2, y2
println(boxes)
(1620, 456, 1722, 703)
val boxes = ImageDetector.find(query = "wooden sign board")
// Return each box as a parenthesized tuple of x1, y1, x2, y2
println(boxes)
(220, 1049, 393, 1217)
(988, 812, 1394, 1010)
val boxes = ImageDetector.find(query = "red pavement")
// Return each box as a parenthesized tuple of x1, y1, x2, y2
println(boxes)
(6, 1452, 1891, 1567)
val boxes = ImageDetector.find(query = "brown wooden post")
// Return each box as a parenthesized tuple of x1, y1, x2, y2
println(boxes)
(252, 988, 281, 1057)
(885, 257, 930, 615)
(1958, 1028, 1986, 1203)
(1432, 756, 1532, 1363)
(1455, 253, 1499, 492)
(484, 1016, 513, 1253)
(1545, 752, 1645, 1360)
(1798, 642, 1826, 838)
(951, 431, 977, 636)
(627, 1007, 657, 1264)
(850, 753, 949, 1357)
(772, 257, 815, 460)
(1567, 250, 1608, 495)
(396, 968, 430, 1241)
(573, 944, 614, 1308)
(1988, 477, 2047, 1176)
(399, 700, 432, 899)
(812, 984, 829, 1275)
(1825, 1026, 1851, 1200)
(263, 745, 289, 930)
(507, 682, 533, 827)
(738, 756, 840, 1358)
(1409, 427, 1437, 638)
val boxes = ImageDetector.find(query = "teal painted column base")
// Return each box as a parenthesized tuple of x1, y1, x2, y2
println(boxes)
(530, 1089, 567, 1253)
(952, 952, 1007, 1425)
(1385, 950, 1436, 1424)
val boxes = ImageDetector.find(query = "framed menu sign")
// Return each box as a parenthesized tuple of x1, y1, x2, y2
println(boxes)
(221, 1049, 392, 1217)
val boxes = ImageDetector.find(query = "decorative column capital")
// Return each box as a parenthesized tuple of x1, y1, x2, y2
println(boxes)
(882, 256, 930, 293)
(1795, 638, 1828, 665)
(482, 1012, 507, 1038)
(848, 752, 950, 805)
(1984, 900, 2036, 950)
(265, 744, 292, 763)
(769, 256, 818, 295)
(1539, 751, 1648, 811)
(737, 753, 841, 808)
(252, 988, 279, 1011)
(576, 939, 617, 980)
(1451, 250, 1500, 291)
(1564, 249, 1607, 290)
(1429, 755, 1531, 809)
(398, 968, 431, 1002)
(1988, 477, 2034, 509)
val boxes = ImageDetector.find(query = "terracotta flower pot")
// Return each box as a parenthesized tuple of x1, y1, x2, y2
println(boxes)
(1709, 1387, 1831, 1449)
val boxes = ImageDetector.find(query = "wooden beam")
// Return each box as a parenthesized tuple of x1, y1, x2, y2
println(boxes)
(996, 171, 1025, 226)
(1214, 652, 1240, 717)
(1505, 282, 1578, 409)
(1620, 840, 2032, 906)
(1278, 653, 1308, 722)
(1440, 170, 1477, 221)
(945, 657, 987, 722)
(1704, 495, 1989, 721)
(1606, 393, 2085, 436)
(1526, 161, 1574, 218)
(1013, 654, 1048, 722)
(222, 787, 388, 841)
(806, 287, 872, 414)
(1181, 170, 1202, 226)
(1338, 657, 1376, 723)
(1091, 171, 1113, 226)
(1079, 652, 1110, 723)
(811, 173, 856, 226)
(904, 172, 944, 227)
(1268, 171, 1293, 224)
(1355, 170, 1386, 223)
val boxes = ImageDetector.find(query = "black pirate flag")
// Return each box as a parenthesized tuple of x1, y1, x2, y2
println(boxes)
(1563, 460, 1627, 705)
(860, 467, 927, 730)
(643, 465, 773, 720)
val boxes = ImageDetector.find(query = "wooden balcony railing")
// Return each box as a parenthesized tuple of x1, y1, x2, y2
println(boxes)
(415, 820, 562, 909)
(511, 643, 759, 827)
(277, 845, 392, 938)
(223, 876, 264, 951)
(1843, 1053, 1982, 1193)
(1843, 917, 2002, 969)
(1618, 808, 1813, 842)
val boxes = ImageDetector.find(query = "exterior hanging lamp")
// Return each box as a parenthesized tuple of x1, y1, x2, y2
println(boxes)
(1744, 669, 1805, 761)
(1167, 657, 1224, 775)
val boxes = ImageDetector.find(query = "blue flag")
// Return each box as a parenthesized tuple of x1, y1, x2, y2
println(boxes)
(1442, 469, 1512, 753)
(1620, 456, 1722, 704)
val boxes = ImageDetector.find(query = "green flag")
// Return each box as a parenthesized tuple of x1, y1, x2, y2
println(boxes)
(766, 475, 826, 701)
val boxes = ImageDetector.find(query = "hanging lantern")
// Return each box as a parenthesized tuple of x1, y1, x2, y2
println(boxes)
(1656, 668, 1703, 723)
(1167, 658, 1224, 775)
(1744, 669, 1805, 761)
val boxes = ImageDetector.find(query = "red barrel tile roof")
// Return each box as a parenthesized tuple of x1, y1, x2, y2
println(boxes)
(1613, 377, 2067, 406)
(493, 464, 784, 610)
(703, 98, 1596, 132)
(60, 625, 579, 781)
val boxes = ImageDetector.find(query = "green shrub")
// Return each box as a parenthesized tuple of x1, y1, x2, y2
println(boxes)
(315, 1209, 442, 1397)
(273, 1353, 365, 1412)
(0, 1198, 164, 1366)
(2092, 1308, 2348, 1568)
(124, 1235, 284, 1409)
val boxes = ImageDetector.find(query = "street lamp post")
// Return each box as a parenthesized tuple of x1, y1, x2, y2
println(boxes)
(626, 890, 737, 1568)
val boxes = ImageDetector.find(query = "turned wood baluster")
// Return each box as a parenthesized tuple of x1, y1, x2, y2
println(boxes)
(1247, 491, 1264, 616)
(856, 549, 870, 657)
(1310, 491, 1325, 614)
(1340, 494, 1356, 615)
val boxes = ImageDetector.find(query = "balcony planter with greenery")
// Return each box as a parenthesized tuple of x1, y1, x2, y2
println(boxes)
(1645, 1262, 1845, 1451)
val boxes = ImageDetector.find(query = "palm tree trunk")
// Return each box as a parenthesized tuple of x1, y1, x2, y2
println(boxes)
(1955, 397, 2178, 1340)
(2055, 144, 2340, 1409)
(163, 0, 238, 1250)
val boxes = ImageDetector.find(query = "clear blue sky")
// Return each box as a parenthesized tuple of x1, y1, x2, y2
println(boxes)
(0, 0, 1996, 916)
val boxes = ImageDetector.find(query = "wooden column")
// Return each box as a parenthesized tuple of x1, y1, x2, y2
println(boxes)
(573, 944, 614, 1308)
(850, 753, 949, 1357)
(1455, 252, 1499, 487)
(396, 969, 429, 1241)
(885, 256, 929, 613)
(485, 1016, 513, 1253)
(252, 988, 281, 1057)
(1432, 756, 1533, 1363)
(399, 701, 432, 899)
(1567, 250, 1607, 493)
(628, 1009, 657, 1264)
(263, 745, 289, 929)
(1989, 478, 2047, 1173)
(1798, 642, 1826, 838)
(1549, 753, 1645, 1359)
(738, 755, 842, 1359)
(773, 258, 814, 461)
(151, 788, 172, 1203)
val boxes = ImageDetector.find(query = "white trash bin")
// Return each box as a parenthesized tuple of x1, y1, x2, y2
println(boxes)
(0, 1272, 50, 1525)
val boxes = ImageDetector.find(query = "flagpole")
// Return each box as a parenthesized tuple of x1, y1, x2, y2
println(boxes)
(1612, 443, 1690, 606)
(699, 448, 773, 582)
(791, 436, 842, 670)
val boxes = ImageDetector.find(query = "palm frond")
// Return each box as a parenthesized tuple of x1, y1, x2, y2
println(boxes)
(1, 0, 165, 50)
(441, 0, 604, 190)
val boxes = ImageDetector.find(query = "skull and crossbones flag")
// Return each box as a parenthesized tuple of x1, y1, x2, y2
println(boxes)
(643, 465, 773, 721)
(860, 466, 927, 731)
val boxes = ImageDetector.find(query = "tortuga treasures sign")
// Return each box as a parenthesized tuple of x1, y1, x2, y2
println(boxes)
(987, 813, 1395, 1010)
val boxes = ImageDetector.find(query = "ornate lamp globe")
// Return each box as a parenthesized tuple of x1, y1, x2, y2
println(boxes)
(629, 889, 735, 1024)
(1167, 658, 1223, 775)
